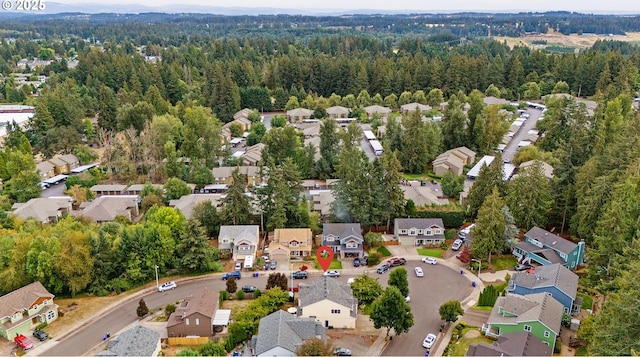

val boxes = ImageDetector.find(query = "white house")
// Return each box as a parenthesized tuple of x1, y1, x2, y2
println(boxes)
(298, 277, 357, 329)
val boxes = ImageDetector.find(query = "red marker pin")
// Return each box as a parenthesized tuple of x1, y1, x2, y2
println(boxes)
(316, 246, 334, 272)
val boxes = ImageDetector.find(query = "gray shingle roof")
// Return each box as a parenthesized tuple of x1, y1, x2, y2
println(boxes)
(515, 242, 566, 265)
(525, 227, 577, 255)
(489, 293, 563, 335)
(511, 263, 578, 300)
(298, 277, 357, 316)
(394, 218, 444, 230)
(96, 326, 160, 356)
(218, 225, 259, 249)
(322, 223, 362, 241)
(254, 310, 325, 356)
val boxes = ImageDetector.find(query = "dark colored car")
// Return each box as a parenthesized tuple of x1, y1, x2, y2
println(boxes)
(292, 271, 308, 279)
(33, 329, 49, 341)
(362, 255, 368, 265)
(353, 258, 360, 267)
(222, 271, 241, 280)
(377, 264, 390, 274)
(514, 263, 532, 271)
(242, 285, 257, 293)
(387, 257, 406, 267)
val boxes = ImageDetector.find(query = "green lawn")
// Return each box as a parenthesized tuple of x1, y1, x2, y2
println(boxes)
(490, 256, 518, 271)
(576, 346, 589, 356)
(313, 257, 342, 270)
(470, 305, 493, 311)
(376, 246, 392, 257)
(402, 173, 430, 181)
(417, 248, 443, 258)
(446, 326, 495, 356)
(577, 292, 594, 310)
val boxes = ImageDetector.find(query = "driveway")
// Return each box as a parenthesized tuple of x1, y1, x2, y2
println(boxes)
(502, 108, 544, 161)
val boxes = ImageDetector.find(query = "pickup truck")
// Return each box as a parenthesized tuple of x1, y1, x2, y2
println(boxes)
(15, 334, 34, 350)
(387, 257, 407, 267)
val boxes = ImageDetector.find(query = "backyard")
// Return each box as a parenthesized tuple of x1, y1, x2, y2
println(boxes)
(445, 324, 495, 356)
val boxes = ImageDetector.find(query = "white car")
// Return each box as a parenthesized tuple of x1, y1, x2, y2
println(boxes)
(347, 278, 355, 285)
(414, 267, 424, 277)
(422, 257, 437, 265)
(423, 333, 437, 349)
(158, 281, 177, 292)
(451, 239, 464, 251)
(323, 270, 340, 277)
(405, 296, 411, 303)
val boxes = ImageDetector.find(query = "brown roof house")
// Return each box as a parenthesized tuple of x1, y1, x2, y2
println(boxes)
(59, 154, 80, 171)
(298, 277, 358, 329)
(466, 331, 552, 357)
(90, 184, 128, 197)
(243, 143, 265, 166)
(11, 197, 73, 224)
(400, 102, 431, 115)
(286, 108, 314, 124)
(36, 161, 55, 181)
(364, 105, 391, 119)
(0, 281, 59, 340)
(167, 288, 219, 337)
(325, 106, 350, 119)
(73, 196, 140, 223)
(270, 228, 313, 263)
(211, 166, 263, 186)
(433, 146, 476, 176)
(48, 156, 69, 174)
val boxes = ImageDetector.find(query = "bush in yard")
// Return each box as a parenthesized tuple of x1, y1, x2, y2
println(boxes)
(367, 252, 382, 266)
(220, 290, 229, 300)
(136, 299, 149, 317)
(165, 303, 176, 318)
(364, 232, 384, 248)
(226, 276, 237, 294)
(554, 337, 562, 353)
(253, 289, 261, 298)
(237, 290, 245, 300)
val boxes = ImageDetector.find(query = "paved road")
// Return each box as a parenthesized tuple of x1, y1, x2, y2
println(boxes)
(382, 261, 473, 357)
(502, 108, 544, 161)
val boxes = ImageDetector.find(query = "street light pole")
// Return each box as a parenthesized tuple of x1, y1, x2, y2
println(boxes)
(155, 265, 159, 290)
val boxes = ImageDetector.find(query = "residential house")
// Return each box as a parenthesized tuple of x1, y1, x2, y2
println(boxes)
(311, 190, 335, 221)
(515, 160, 554, 180)
(321, 223, 364, 259)
(11, 197, 73, 224)
(73, 196, 140, 223)
(482, 293, 563, 350)
(394, 218, 445, 246)
(286, 108, 314, 123)
(466, 331, 552, 356)
(483, 96, 511, 106)
(169, 194, 223, 220)
(364, 105, 391, 119)
(243, 143, 265, 166)
(376, 125, 386, 139)
(167, 288, 218, 337)
(125, 184, 163, 196)
(252, 310, 325, 357)
(401, 182, 449, 207)
(48, 157, 69, 174)
(97, 326, 161, 357)
(90, 184, 128, 197)
(325, 106, 350, 119)
(36, 161, 56, 181)
(270, 228, 313, 262)
(400, 102, 431, 115)
(298, 277, 357, 329)
(0, 282, 58, 340)
(211, 166, 263, 186)
(432, 146, 476, 176)
(508, 263, 581, 315)
(218, 225, 259, 261)
(221, 125, 232, 143)
(59, 154, 80, 171)
(513, 227, 586, 270)
(297, 121, 321, 139)
(233, 108, 253, 125)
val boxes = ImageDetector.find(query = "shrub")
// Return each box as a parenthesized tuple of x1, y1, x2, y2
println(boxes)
(35, 322, 48, 330)
(554, 337, 562, 353)
(136, 299, 149, 317)
(165, 303, 176, 318)
(440, 241, 449, 249)
(237, 290, 245, 300)
(220, 290, 229, 300)
(253, 290, 261, 298)
(478, 285, 499, 307)
(367, 252, 382, 266)
(226, 277, 237, 293)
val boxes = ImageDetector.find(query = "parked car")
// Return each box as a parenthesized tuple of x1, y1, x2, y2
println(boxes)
(405, 296, 411, 303)
(292, 271, 308, 279)
(270, 260, 277, 270)
(14, 335, 33, 350)
(262, 255, 270, 263)
(222, 271, 241, 280)
(158, 281, 177, 292)
(33, 329, 49, 341)
(234, 262, 242, 271)
(362, 255, 368, 265)
(414, 267, 424, 277)
(423, 333, 437, 349)
(334, 347, 352, 356)
(353, 258, 360, 267)
(323, 270, 340, 277)
(451, 239, 463, 251)
(387, 257, 407, 267)
(514, 263, 532, 271)
(458, 224, 475, 241)
(242, 285, 257, 293)
(376, 264, 390, 274)
(422, 257, 437, 265)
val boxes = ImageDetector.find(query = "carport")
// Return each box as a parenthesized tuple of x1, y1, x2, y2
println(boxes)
(212, 309, 231, 333)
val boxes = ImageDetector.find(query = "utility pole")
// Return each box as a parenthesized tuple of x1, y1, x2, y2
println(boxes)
(155, 265, 159, 290)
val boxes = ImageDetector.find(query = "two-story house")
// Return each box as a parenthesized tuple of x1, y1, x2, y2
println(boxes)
(270, 228, 313, 263)
(394, 218, 446, 246)
(252, 310, 325, 357)
(298, 277, 357, 329)
(218, 225, 259, 262)
(482, 293, 563, 350)
(508, 263, 581, 315)
(211, 166, 263, 187)
(0, 281, 59, 339)
(513, 227, 585, 270)
(321, 223, 364, 259)
(466, 331, 552, 356)
(167, 288, 218, 337)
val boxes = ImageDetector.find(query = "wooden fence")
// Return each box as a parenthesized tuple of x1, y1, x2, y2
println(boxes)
(167, 337, 210, 346)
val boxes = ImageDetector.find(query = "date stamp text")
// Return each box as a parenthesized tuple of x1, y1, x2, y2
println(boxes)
(2, 0, 46, 11)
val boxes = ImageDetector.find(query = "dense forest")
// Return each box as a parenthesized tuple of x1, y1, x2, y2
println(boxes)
(0, 14, 639, 354)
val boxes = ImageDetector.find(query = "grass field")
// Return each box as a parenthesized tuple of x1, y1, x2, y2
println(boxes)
(490, 256, 518, 271)
(313, 257, 343, 269)
(577, 292, 594, 310)
(417, 248, 443, 258)
(376, 246, 392, 257)
(493, 31, 640, 50)
(446, 326, 495, 356)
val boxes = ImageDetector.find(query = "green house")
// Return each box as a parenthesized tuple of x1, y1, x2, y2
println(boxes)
(482, 293, 563, 350)
(0, 281, 59, 340)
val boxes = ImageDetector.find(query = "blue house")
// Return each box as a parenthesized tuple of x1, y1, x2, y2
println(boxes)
(512, 227, 585, 270)
(507, 263, 582, 315)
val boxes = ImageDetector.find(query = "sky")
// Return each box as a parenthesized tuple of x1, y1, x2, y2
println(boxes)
(53, 0, 640, 14)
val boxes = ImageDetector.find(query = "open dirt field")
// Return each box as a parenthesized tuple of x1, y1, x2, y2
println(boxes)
(493, 31, 640, 50)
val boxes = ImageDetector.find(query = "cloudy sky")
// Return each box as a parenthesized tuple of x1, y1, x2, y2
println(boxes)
(55, 0, 639, 13)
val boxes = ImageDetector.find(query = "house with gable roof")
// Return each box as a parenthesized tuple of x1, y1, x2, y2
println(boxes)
(97, 325, 161, 357)
(482, 293, 563, 350)
(251, 310, 325, 357)
(73, 195, 140, 223)
(321, 223, 364, 259)
(298, 277, 357, 329)
(286, 108, 314, 123)
(218, 225, 259, 261)
(11, 197, 73, 224)
(394, 218, 445, 246)
(325, 105, 350, 119)
(167, 288, 219, 337)
(400, 102, 431, 115)
(508, 263, 581, 315)
(513, 227, 585, 270)
(0, 281, 58, 340)
(169, 194, 223, 220)
(466, 331, 552, 356)
(36, 160, 56, 180)
(269, 228, 313, 263)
